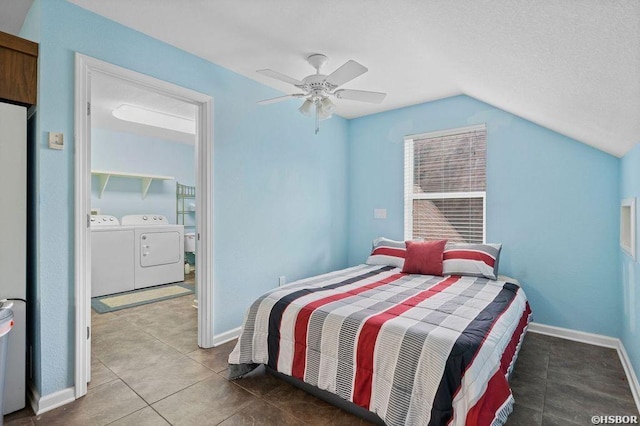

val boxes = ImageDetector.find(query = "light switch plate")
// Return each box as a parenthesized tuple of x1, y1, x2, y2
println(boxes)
(48, 132, 64, 150)
(374, 208, 387, 219)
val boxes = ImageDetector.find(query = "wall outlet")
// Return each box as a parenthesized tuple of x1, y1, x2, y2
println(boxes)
(279, 276, 286, 287)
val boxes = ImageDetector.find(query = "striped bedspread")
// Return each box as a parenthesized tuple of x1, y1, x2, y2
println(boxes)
(229, 264, 531, 426)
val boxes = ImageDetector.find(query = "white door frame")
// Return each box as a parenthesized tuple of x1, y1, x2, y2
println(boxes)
(74, 53, 214, 398)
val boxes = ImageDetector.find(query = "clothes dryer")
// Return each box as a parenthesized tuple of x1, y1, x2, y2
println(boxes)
(121, 215, 185, 289)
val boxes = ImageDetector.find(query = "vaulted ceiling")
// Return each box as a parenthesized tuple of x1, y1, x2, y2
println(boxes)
(0, 0, 32, 35)
(4, 1, 640, 157)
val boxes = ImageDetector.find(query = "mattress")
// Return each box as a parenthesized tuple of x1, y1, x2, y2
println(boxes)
(229, 264, 531, 426)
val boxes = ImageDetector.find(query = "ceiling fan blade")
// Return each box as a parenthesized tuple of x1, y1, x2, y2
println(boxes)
(257, 69, 304, 86)
(256, 94, 305, 105)
(334, 89, 386, 104)
(325, 60, 368, 87)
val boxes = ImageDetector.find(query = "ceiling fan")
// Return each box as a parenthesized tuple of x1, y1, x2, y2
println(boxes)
(257, 54, 386, 134)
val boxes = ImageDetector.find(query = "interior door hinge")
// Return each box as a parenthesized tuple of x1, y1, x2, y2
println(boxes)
(87, 326, 90, 340)
(87, 214, 91, 228)
(87, 102, 91, 116)
(197, 233, 200, 241)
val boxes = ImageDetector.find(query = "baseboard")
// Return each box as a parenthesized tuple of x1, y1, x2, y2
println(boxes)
(616, 341, 640, 413)
(528, 322, 640, 413)
(213, 326, 241, 346)
(27, 381, 75, 415)
(528, 322, 619, 348)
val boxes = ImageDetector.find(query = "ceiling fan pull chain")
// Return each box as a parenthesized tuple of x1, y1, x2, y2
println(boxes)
(315, 101, 320, 135)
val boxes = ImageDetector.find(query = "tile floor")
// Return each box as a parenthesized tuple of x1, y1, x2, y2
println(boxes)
(4, 294, 639, 425)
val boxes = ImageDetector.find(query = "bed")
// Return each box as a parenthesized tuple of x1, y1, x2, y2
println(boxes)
(229, 263, 530, 426)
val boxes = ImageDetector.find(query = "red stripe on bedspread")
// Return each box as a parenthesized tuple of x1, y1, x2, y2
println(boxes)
(444, 250, 495, 267)
(499, 302, 531, 375)
(291, 273, 406, 380)
(464, 300, 531, 426)
(352, 275, 461, 409)
(464, 370, 512, 426)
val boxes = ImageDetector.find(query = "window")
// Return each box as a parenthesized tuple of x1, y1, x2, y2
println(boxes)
(404, 124, 487, 243)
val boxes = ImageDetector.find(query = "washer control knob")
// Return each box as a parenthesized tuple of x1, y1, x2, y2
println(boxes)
(143, 215, 148, 220)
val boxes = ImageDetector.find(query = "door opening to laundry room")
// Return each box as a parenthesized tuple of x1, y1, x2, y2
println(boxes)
(74, 54, 214, 399)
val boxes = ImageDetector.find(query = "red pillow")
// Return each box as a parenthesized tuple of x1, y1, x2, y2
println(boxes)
(402, 240, 447, 276)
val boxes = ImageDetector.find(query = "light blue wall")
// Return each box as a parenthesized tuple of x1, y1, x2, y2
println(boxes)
(620, 143, 640, 382)
(347, 95, 621, 337)
(20, 0, 633, 403)
(21, 0, 348, 396)
(91, 128, 196, 229)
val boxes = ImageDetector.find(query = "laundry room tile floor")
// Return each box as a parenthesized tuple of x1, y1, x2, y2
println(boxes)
(4, 296, 638, 425)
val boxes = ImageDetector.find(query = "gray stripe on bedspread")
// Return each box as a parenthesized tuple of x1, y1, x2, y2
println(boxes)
(305, 308, 327, 387)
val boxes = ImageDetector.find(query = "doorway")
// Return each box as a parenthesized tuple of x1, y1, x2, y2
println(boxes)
(74, 54, 214, 399)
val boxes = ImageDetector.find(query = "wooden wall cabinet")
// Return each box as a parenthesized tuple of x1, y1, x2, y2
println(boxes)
(0, 31, 38, 106)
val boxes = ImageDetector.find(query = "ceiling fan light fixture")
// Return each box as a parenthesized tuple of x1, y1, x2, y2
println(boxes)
(318, 113, 332, 121)
(299, 99, 314, 116)
(318, 105, 333, 121)
(320, 97, 335, 113)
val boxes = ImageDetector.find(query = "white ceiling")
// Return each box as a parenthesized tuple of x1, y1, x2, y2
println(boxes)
(3, 1, 639, 156)
(0, 0, 31, 35)
(91, 72, 196, 144)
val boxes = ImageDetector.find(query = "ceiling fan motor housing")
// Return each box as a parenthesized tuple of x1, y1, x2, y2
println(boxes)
(299, 74, 336, 100)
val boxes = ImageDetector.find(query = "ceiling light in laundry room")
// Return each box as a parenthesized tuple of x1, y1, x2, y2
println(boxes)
(112, 104, 195, 134)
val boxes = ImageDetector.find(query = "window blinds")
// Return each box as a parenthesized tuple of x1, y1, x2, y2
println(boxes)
(404, 125, 486, 243)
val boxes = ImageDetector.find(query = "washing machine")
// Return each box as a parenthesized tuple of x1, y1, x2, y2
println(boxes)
(91, 215, 135, 297)
(121, 215, 185, 289)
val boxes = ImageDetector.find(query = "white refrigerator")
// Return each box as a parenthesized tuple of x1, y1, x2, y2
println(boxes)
(0, 102, 27, 414)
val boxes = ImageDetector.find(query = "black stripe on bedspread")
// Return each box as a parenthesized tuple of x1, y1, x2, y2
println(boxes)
(428, 282, 520, 425)
(267, 265, 395, 369)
